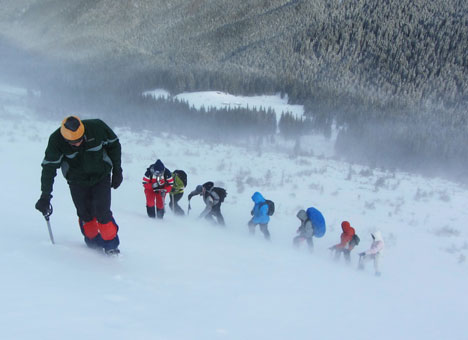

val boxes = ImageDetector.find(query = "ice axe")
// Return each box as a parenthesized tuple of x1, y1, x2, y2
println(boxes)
(42, 205, 55, 245)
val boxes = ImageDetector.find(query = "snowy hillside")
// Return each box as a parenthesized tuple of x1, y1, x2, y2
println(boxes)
(1, 83, 467, 340)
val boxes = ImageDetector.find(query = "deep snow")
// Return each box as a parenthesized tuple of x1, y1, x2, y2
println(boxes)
(1, 83, 467, 340)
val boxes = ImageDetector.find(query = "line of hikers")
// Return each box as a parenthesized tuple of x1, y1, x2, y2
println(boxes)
(35, 116, 384, 275)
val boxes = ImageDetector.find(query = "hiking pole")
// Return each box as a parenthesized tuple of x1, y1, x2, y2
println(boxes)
(43, 205, 55, 244)
(188, 199, 191, 216)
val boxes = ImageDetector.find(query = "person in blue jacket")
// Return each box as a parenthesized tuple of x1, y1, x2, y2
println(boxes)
(248, 192, 271, 240)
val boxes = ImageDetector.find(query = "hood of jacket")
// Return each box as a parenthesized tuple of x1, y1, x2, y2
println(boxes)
(372, 231, 383, 242)
(202, 181, 214, 191)
(251, 191, 265, 204)
(341, 221, 355, 236)
(296, 209, 308, 222)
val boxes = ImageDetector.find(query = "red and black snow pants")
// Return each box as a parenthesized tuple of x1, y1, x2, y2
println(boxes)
(69, 175, 119, 251)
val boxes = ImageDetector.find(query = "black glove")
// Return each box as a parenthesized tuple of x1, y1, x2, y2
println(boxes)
(35, 194, 52, 216)
(111, 169, 123, 189)
(359, 252, 366, 257)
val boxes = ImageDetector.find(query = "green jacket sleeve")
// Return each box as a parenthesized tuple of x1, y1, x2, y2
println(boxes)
(40, 132, 63, 196)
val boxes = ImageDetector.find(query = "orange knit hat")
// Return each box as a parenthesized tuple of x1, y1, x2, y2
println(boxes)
(60, 116, 85, 142)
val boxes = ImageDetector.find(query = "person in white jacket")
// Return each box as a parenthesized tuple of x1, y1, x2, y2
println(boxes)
(358, 231, 384, 276)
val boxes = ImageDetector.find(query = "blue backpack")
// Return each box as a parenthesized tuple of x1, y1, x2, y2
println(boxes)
(306, 207, 326, 238)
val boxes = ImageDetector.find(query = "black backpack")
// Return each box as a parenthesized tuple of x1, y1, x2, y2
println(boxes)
(350, 234, 360, 247)
(173, 170, 187, 187)
(261, 200, 275, 216)
(211, 187, 227, 202)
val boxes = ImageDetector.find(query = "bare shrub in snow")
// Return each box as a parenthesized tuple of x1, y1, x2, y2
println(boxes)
(245, 176, 263, 188)
(309, 183, 324, 194)
(296, 169, 315, 177)
(359, 168, 374, 177)
(346, 165, 355, 180)
(385, 233, 397, 247)
(234, 169, 251, 194)
(236, 176, 245, 194)
(365, 201, 376, 210)
(374, 177, 386, 191)
(296, 158, 312, 166)
(438, 191, 450, 202)
(414, 188, 434, 201)
(184, 149, 200, 157)
(390, 179, 401, 190)
(434, 226, 460, 237)
(458, 254, 466, 264)
(217, 160, 226, 171)
(264, 169, 272, 186)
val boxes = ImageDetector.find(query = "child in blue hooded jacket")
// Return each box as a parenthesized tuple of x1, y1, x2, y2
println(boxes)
(248, 192, 271, 240)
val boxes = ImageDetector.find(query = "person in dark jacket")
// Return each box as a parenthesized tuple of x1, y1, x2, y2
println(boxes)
(35, 116, 122, 255)
(329, 221, 356, 263)
(188, 181, 225, 226)
(248, 192, 271, 240)
(142, 159, 174, 219)
(293, 209, 314, 251)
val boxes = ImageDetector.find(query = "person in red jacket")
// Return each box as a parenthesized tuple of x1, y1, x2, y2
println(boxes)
(142, 159, 174, 219)
(329, 221, 357, 263)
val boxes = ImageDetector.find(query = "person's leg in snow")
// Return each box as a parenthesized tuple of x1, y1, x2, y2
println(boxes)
(373, 253, 381, 276)
(70, 176, 120, 253)
(358, 253, 380, 275)
(293, 235, 305, 246)
(79, 218, 103, 249)
(259, 224, 270, 240)
(155, 192, 166, 219)
(343, 249, 351, 263)
(144, 187, 156, 218)
(169, 193, 185, 215)
(211, 203, 225, 226)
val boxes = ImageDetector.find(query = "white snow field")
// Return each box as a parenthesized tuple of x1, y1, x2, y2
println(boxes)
(1, 83, 467, 340)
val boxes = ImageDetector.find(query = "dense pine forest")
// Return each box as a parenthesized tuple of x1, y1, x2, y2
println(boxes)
(0, 0, 466, 178)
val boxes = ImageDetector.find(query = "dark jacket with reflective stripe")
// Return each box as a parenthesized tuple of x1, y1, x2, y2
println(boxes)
(40, 119, 122, 195)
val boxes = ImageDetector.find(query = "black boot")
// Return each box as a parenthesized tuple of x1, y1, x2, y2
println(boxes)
(147, 206, 156, 218)
(84, 234, 103, 249)
(156, 208, 165, 219)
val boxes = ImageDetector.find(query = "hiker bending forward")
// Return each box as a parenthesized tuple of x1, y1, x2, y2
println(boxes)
(188, 181, 226, 226)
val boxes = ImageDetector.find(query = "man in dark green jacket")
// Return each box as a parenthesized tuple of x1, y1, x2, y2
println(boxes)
(35, 116, 123, 255)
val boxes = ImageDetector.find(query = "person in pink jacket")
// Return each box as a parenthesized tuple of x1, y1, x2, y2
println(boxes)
(358, 231, 384, 276)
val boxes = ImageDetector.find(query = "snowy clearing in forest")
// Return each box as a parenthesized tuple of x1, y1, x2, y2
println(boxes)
(143, 89, 304, 121)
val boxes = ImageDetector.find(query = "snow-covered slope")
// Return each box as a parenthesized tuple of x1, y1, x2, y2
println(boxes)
(1, 84, 467, 340)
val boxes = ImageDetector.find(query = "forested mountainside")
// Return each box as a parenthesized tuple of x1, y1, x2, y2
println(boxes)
(1, 0, 467, 177)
